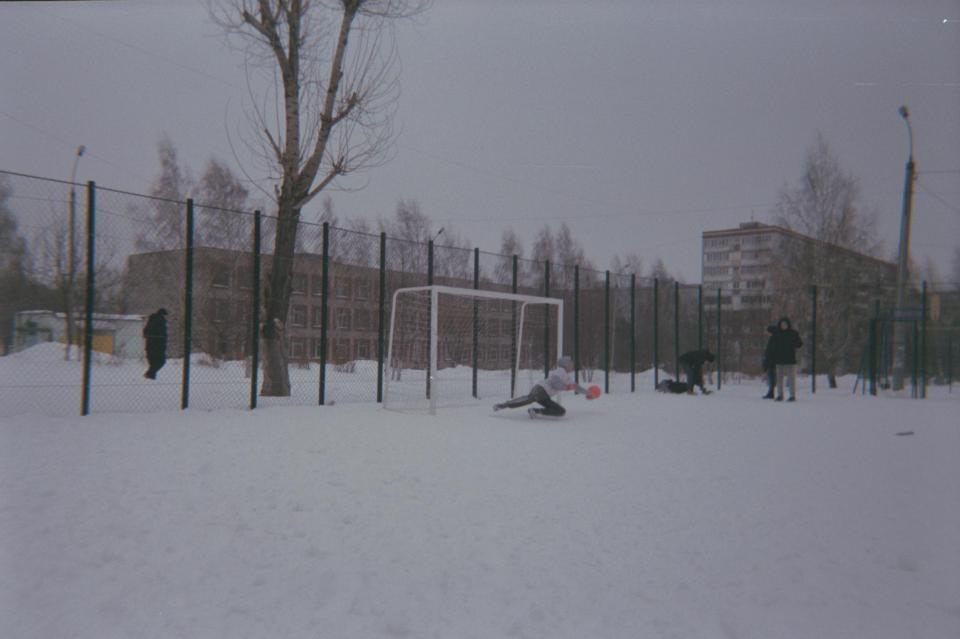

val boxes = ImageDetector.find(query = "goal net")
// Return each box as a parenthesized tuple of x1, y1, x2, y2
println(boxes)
(384, 285, 564, 413)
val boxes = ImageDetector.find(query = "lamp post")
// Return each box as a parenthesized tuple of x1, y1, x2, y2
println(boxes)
(65, 144, 85, 360)
(893, 107, 915, 390)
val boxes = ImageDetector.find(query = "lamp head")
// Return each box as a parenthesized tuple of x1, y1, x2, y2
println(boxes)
(898, 105, 909, 120)
(77, 145, 86, 157)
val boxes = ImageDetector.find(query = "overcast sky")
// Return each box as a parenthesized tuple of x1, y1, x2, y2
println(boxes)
(2, 0, 958, 282)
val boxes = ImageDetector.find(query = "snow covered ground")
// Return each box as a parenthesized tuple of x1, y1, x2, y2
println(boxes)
(1, 350, 959, 638)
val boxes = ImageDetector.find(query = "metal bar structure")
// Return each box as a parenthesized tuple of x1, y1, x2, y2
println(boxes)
(604, 270, 610, 394)
(543, 260, 551, 378)
(673, 281, 680, 380)
(811, 284, 818, 394)
(250, 212, 261, 410)
(376, 232, 386, 403)
(80, 182, 95, 416)
(630, 273, 636, 393)
(574, 265, 580, 385)
(652, 278, 659, 388)
(319, 222, 330, 405)
(716, 287, 722, 392)
(472, 248, 480, 399)
(181, 199, 194, 410)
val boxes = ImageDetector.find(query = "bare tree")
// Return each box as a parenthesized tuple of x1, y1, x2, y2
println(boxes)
(773, 133, 886, 387)
(213, 0, 428, 396)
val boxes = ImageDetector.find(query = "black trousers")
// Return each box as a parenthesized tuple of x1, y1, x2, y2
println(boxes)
(499, 385, 566, 417)
(145, 350, 166, 379)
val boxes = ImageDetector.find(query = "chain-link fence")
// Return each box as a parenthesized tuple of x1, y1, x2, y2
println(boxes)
(2, 169, 957, 417)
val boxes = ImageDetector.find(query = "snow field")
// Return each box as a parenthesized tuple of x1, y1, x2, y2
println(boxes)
(1, 383, 958, 638)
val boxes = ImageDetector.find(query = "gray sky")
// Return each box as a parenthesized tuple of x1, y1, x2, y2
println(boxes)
(2, 0, 958, 282)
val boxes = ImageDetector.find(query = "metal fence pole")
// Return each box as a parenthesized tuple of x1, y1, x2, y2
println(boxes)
(921, 280, 927, 399)
(811, 284, 817, 394)
(80, 181, 95, 416)
(630, 273, 636, 393)
(376, 232, 386, 403)
(868, 318, 877, 396)
(472, 247, 479, 399)
(697, 285, 703, 351)
(652, 278, 659, 388)
(511, 255, 518, 397)
(426, 240, 434, 401)
(319, 222, 329, 405)
(716, 287, 722, 391)
(250, 211, 261, 410)
(574, 264, 580, 384)
(543, 260, 551, 378)
(673, 281, 680, 379)
(604, 270, 610, 394)
(181, 199, 194, 410)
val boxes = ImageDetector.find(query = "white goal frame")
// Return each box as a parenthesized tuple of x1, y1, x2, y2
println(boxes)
(384, 285, 564, 414)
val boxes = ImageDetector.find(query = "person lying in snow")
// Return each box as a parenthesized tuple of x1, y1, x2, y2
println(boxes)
(656, 379, 691, 394)
(493, 356, 593, 418)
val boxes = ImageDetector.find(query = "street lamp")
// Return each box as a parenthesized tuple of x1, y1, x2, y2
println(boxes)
(893, 106, 915, 390)
(65, 145, 85, 360)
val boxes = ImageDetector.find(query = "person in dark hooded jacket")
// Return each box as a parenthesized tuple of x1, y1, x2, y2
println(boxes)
(678, 349, 715, 395)
(143, 308, 168, 379)
(769, 316, 802, 401)
(761, 324, 777, 399)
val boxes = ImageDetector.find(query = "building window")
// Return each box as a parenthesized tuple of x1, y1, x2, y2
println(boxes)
(486, 346, 499, 364)
(236, 267, 253, 290)
(311, 274, 324, 297)
(312, 306, 324, 328)
(335, 277, 351, 299)
(289, 337, 306, 358)
(213, 299, 230, 323)
(354, 308, 372, 331)
(291, 272, 307, 295)
(312, 338, 324, 359)
(356, 340, 370, 359)
(290, 305, 307, 327)
(501, 319, 512, 337)
(335, 338, 351, 362)
(335, 307, 351, 330)
(212, 264, 230, 288)
(355, 278, 371, 301)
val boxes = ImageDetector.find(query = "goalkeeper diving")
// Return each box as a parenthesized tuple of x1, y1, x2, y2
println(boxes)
(493, 356, 600, 418)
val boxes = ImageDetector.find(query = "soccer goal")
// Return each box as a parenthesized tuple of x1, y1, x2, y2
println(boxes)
(383, 285, 564, 413)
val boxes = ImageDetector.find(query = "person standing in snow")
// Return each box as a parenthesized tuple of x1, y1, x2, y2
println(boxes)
(770, 316, 803, 402)
(493, 355, 590, 418)
(678, 349, 715, 395)
(143, 308, 168, 380)
(761, 324, 778, 399)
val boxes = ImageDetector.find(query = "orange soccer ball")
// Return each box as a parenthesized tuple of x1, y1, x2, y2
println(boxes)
(586, 385, 602, 400)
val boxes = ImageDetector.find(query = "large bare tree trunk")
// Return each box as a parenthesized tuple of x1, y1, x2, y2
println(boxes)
(260, 202, 300, 396)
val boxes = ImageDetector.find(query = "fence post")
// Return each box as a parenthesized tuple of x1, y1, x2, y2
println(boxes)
(630, 273, 636, 393)
(511, 255, 518, 397)
(811, 284, 817, 394)
(921, 281, 927, 399)
(543, 260, 550, 378)
(574, 264, 580, 384)
(604, 270, 611, 393)
(426, 240, 434, 401)
(250, 211, 261, 410)
(716, 287, 722, 391)
(472, 247, 479, 399)
(319, 222, 329, 405)
(868, 317, 877, 396)
(698, 285, 703, 351)
(652, 278, 659, 388)
(673, 281, 680, 379)
(377, 232, 386, 403)
(912, 321, 919, 398)
(181, 199, 194, 410)
(80, 181, 95, 417)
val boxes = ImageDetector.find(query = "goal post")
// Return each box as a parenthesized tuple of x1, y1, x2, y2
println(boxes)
(384, 285, 564, 413)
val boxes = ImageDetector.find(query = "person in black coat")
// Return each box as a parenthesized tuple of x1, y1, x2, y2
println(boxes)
(678, 349, 715, 395)
(143, 308, 168, 379)
(770, 316, 802, 401)
(761, 324, 777, 399)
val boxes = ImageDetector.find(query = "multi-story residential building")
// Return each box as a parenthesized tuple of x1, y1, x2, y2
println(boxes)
(701, 222, 897, 376)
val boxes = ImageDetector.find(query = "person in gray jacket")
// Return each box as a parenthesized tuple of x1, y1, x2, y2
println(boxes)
(494, 356, 589, 418)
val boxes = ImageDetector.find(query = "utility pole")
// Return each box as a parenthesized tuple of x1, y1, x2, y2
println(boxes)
(893, 106, 915, 390)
